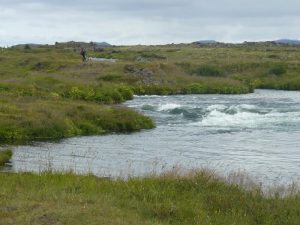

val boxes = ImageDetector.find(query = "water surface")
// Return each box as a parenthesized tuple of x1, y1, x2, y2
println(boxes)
(11, 90, 300, 184)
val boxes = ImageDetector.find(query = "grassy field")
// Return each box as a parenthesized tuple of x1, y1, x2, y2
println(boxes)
(1, 42, 300, 143)
(0, 170, 299, 225)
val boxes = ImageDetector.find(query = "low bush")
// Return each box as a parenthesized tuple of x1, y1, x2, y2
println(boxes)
(0, 149, 12, 166)
(268, 64, 287, 76)
(192, 65, 224, 77)
(97, 74, 122, 82)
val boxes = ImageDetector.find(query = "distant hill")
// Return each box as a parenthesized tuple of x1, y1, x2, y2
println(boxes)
(10, 40, 300, 50)
(93, 42, 111, 46)
(274, 39, 300, 45)
(193, 40, 218, 44)
(52, 41, 112, 48)
(191, 39, 300, 48)
(11, 43, 44, 48)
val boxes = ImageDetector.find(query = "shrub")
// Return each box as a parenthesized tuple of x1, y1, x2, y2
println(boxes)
(268, 64, 287, 76)
(140, 52, 166, 60)
(24, 44, 31, 50)
(69, 86, 86, 99)
(193, 65, 223, 77)
(0, 149, 13, 166)
(117, 85, 134, 100)
(0, 126, 27, 142)
(97, 74, 121, 82)
(110, 90, 124, 103)
(182, 83, 206, 94)
(175, 62, 192, 70)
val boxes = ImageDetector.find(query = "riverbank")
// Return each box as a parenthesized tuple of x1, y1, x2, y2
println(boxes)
(0, 97, 154, 144)
(0, 149, 12, 166)
(0, 170, 299, 225)
(1, 148, 299, 224)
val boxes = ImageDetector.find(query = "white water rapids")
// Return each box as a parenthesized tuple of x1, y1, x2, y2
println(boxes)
(9, 90, 300, 184)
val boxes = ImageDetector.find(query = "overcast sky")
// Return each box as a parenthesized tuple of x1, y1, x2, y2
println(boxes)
(0, 0, 300, 46)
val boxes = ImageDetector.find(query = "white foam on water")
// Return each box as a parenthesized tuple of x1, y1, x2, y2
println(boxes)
(239, 104, 257, 110)
(206, 104, 258, 115)
(200, 110, 260, 127)
(157, 103, 181, 111)
(207, 104, 227, 111)
(197, 108, 300, 128)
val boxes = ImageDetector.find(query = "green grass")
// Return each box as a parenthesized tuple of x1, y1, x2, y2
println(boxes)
(0, 170, 299, 225)
(0, 149, 12, 166)
(0, 97, 154, 144)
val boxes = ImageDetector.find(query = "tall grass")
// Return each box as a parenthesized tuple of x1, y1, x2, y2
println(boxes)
(0, 97, 154, 144)
(0, 170, 299, 225)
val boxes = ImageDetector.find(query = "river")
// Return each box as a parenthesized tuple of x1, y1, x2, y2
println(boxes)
(10, 90, 300, 184)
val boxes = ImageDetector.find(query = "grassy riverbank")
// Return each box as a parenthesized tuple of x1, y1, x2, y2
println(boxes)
(0, 149, 12, 166)
(0, 97, 154, 144)
(1, 42, 300, 143)
(0, 171, 299, 225)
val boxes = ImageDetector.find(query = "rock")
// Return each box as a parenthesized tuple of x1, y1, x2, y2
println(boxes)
(124, 65, 155, 85)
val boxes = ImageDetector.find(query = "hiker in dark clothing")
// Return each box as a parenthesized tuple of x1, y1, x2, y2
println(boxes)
(80, 48, 87, 62)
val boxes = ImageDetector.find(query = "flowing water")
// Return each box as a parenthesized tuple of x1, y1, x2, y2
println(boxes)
(10, 90, 300, 184)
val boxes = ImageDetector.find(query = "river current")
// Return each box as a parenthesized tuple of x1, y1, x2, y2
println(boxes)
(10, 90, 300, 184)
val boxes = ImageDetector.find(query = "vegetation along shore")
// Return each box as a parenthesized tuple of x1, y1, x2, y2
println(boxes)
(0, 170, 299, 225)
(0, 149, 12, 166)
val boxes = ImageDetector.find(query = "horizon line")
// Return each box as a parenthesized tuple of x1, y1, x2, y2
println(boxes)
(1, 38, 300, 48)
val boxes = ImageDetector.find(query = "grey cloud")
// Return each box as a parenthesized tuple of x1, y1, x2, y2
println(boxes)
(2, 0, 299, 17)
(0, 0, 300, 46)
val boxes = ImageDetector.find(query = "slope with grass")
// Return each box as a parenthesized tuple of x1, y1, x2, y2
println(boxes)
(0, 171, 299, 225)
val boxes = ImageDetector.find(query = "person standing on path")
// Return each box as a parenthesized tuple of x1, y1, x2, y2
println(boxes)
(80, 48, 87, 62)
